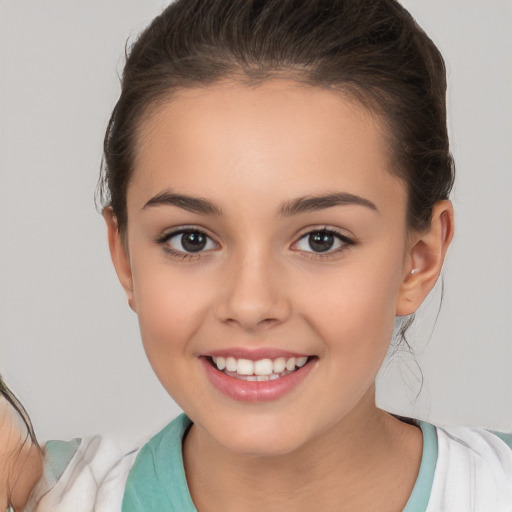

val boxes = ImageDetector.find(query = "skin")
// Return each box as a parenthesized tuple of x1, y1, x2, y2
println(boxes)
(105, 80, 454, 511)
(0, 397, 43, 511)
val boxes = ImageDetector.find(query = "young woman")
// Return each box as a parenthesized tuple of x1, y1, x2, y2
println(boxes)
(2, 1, 512, 510)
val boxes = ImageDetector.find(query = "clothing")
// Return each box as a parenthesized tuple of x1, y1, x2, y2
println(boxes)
(27, 436, 139, 512)
(29, 414, 512, 512)
(125, 417, 436, 511)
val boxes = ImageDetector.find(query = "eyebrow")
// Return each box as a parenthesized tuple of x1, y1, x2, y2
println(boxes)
(143, 191, 223, 215)
(142, 190, 377, 217)
(279, 192, 378, 216)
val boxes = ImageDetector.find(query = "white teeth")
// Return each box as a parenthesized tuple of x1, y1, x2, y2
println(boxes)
(254, 359, 273, 376)
(225, 357, 237, 372)
(272, 357, 286, 373)
(237, 358, 254, 375)
(285, 357, 296, 371)
(212, 355, 310, 377)
(296, 356, 308, 367)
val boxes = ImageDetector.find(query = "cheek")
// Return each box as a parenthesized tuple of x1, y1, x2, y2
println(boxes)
(11, 444, 43, 509)
(132, 263, 212, 360)
(300, 260, 401, 357)
(132, 269, 213, 403)
(301, 269, 400, 405)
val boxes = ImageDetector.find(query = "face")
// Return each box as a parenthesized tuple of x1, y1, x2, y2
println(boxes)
(111, 80, 417, 456)
(0, 398, 43, 509)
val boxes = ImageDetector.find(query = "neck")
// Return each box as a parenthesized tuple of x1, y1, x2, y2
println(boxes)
(183, 389, 422, 512)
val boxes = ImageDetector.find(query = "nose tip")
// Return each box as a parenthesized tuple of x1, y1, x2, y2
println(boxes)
(222, 305, 284, 331)
(215, 258, 291, 331)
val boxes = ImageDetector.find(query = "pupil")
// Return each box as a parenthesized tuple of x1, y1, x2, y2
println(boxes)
(181, 232, 206, 252)
(309, 231, 334, 252)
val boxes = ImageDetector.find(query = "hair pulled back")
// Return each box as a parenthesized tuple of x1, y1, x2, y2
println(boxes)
(100, 0, 454, 235)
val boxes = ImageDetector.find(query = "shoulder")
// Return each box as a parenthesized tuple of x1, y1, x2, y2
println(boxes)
(428, 424, 512, 511)
(27, 415, 190, 512)
(435, 424, 512, 474)
(27, 435, 140, 512)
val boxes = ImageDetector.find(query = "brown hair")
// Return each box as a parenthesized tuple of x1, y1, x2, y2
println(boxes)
(0, 376, 38, 446)
(100, 0, 454, 235)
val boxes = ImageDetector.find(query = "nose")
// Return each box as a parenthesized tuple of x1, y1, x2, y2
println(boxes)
(215, 250, 292, 331)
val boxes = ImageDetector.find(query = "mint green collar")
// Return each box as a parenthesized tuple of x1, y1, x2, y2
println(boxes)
(402, 421, 438, 512)
(122, 414, 196, 511)
(122, 414, 438, 512)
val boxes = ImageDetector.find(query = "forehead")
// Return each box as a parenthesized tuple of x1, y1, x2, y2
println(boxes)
(129, 80, 405, 216)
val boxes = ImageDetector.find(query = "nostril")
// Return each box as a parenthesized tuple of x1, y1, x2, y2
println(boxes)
(214, 274, 292, 329)
(258, 317, 280, 327)
(223, 316, 281, 329)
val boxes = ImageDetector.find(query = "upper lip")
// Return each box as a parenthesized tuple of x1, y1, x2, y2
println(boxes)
(203, 348, 311, 360)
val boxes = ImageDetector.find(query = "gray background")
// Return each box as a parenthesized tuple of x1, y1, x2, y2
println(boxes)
(0, 0, 510, 442)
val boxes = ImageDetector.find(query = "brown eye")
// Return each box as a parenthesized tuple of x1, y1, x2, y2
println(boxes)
(308, 231, 336, 252)
(180, 231, 207, 252)
(162, 229, 217, 254)
(294, 229, 353, 255)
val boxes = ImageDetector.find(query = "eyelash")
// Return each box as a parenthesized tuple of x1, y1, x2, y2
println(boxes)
(156, 228, 219, 261)
(156, 226, 354, 261)
(291, 227, 355, 260)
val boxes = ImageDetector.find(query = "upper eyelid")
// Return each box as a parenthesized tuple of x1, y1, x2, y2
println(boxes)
(157, 225, 218, 243)
(293, 226, 354, 242)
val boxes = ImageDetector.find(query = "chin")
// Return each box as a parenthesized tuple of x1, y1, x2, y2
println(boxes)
(201, 411, 314, 459)
(225, 432, 307, 458)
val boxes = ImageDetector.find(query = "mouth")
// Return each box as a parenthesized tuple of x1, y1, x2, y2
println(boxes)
(207, 355, 312, 381)
(201, 353, 317, 402)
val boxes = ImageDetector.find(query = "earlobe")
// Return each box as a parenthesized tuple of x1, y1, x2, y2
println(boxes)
(396, 200, 454, 316)
(103, 207, 136, 312)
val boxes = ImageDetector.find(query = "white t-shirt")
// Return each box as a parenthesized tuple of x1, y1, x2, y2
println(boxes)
(27, 415, 512, 512)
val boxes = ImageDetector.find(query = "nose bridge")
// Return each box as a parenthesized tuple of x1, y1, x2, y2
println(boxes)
(216, 243, 290, 330)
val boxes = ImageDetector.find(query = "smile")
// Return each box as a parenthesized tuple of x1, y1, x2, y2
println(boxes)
(210, 355, 309, 381)
(202, 353, 316, 402)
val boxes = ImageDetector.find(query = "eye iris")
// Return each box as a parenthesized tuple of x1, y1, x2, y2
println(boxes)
(181, 232, 206, 252)
(309, 231, 334, 252)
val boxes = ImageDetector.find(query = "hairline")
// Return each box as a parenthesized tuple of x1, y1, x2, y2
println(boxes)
(108, 72, 417, 239)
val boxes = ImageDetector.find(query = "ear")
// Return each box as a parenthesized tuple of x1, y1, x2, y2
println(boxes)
(103, 207, 136, 312)
(396, 200, 454, 316)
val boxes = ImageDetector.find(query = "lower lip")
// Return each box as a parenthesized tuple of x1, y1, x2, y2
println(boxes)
(201, 357, 316, 402)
